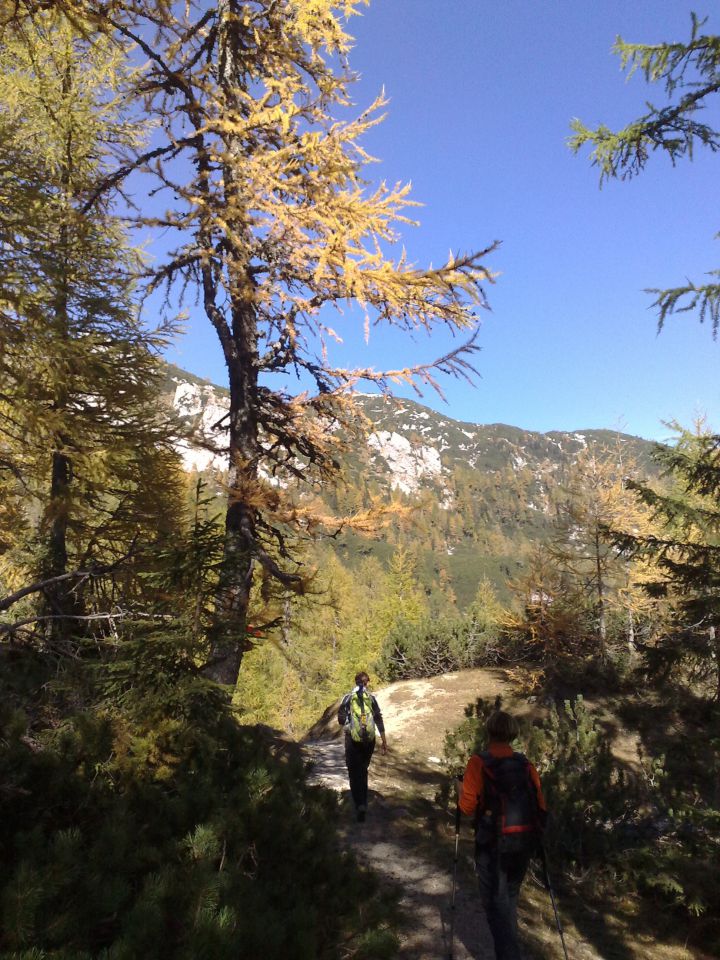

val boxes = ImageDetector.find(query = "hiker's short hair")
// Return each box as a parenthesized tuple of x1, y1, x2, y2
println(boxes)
(355, 670, 370, 687)
(486, 710, 518, 743)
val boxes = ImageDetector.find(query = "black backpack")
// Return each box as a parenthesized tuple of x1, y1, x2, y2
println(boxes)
(474, 751, 541, 854)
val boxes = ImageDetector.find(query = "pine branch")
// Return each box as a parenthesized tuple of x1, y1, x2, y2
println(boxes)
(650, 277, 720, 337)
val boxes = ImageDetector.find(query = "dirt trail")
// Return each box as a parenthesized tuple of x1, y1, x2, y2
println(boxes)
(304, 669, 549, 960)
(303, 668, 699, 960)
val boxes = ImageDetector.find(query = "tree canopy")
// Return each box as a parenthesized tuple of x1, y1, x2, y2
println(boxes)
(0, 8, 181, 640)
(14, 0, 497, 685)
(570, 13, 720, 334)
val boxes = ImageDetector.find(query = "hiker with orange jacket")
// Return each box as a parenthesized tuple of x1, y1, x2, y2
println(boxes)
(458, 709, 547, 960)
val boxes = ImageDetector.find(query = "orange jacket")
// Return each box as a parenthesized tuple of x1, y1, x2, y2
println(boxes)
(458, 742, 546, 818)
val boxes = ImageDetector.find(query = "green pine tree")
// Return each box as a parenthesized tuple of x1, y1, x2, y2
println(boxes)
(614, 421, 720, 700)
(0, 9, 182, 639)
(570, 13, 720, 333)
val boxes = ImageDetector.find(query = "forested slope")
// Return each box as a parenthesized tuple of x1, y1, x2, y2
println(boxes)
(165, 368, 661, 606)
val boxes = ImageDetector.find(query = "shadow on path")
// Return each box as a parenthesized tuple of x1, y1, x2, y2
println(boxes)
(303, 674, 708, 960)
(305, 737, 492, 959)
(337, 792, 490, 960)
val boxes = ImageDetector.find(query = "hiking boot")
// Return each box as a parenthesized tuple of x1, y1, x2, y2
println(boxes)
(356, 805, 367, 822)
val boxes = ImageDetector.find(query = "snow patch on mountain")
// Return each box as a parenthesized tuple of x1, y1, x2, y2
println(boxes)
(368, 430, 443, 494)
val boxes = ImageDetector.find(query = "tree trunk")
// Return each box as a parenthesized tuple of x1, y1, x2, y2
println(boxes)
(205, 311, 260, 686)
(44, 60, 78, 637)
(203, 2, 263, 686)
(594, 531, 607, 662)
(627, 609, 635, 652)
(46, 449, 71, 582)
(202, 1, 262, 687)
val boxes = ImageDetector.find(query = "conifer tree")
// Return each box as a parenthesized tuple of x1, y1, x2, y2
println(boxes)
(570, 13, 720, 334)
(550, 446, 652, 661)
(0, 9, 180, 638)
(30, 0, 496, 686)
(615, 421, 720, 699)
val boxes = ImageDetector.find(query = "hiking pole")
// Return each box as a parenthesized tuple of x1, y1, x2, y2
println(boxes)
(538, 843, 570, 960)
(449, 778, 462, 960)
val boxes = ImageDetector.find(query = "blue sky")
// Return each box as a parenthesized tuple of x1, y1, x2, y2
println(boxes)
(164, 1, 719, 442)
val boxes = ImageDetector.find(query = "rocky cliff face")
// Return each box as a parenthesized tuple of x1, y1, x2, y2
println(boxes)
(167, 370, 655, 497)
(169, 377, 229, 473)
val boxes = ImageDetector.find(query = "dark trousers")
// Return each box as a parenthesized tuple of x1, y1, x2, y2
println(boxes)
(344, 735, 375, 808)
(475, 846, 531, 960)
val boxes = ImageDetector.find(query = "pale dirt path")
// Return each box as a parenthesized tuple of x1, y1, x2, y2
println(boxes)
(304, 669, 543, 960)
(304, 668, 704, 960)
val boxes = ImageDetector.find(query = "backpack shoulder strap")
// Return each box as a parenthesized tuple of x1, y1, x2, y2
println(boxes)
(338, 692, 352, 725)
(479, 750, 500, 775)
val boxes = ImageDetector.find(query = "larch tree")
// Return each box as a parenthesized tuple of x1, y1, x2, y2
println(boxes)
(615, 421, 720, 700)
(570, 13, 720, 334)
(43, 0, 496, 686)
(549, 445, 653, 661)
(503, 542, 574, 680)
(0, 9, 180, 640)
(568, 12, 720, 689)
(368, 545, 429, 666)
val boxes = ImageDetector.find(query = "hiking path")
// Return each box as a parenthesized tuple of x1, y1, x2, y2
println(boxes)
(302, 668, 702, 960)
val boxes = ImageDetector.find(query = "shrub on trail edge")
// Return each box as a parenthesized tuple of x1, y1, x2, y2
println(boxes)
(378, 612, 500, 681)
(0, 630, 396, 959)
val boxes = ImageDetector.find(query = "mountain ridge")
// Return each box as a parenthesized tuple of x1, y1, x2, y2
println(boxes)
(164, 364, 660, 606)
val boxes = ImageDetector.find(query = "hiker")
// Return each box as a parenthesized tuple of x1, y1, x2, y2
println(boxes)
(337, 671, 387, 821)
(458, 709, 547, 960)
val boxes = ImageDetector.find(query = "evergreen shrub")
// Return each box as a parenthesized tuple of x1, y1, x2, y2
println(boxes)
(0, 627, 395, 959)
(378, 610, 500, 681)
(441, 694, 720, 942)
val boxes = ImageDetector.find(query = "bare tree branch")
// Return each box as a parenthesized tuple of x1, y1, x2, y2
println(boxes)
(0, 541, 137, 613)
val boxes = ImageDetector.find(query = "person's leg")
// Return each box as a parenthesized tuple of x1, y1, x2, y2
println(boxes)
(502, 849, 531, 955)
(475, 847, 529, 960)
(344, 737, 364, 808)
(356, 740, 376, 809)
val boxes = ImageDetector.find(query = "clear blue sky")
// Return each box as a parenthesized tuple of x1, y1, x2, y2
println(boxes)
(164, 1, 719, 442)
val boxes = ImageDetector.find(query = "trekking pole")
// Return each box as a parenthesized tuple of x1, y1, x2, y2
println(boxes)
(448, 778, 462, 960)
(538, 843, 570, 960)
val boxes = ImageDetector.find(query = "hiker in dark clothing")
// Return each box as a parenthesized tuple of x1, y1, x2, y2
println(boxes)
(337, 671, 387, 821)
(458, 710, 547, 960)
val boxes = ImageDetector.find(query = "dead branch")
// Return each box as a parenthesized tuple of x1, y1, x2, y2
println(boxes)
(0, 540, 137, 613)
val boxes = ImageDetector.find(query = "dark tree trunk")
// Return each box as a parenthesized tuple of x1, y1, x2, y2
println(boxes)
(48, 450, 71, 579)
(594, 531, 607, 662)
(44, 65, 79, 639)
(206, 330, 259, 685)
(203, 0, 263, 688)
